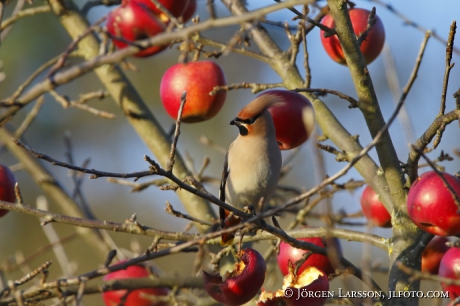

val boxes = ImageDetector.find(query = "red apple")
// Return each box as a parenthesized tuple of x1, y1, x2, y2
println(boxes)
(181, 0, 196, 22)
(132, 0, 189, 20)
(360, 185, 391, 228)
(258, 90, 315, 150)
(277, 236, 342, 276)
(0, 164, 16, 218)
(407, 171, 460, 236)
(439, 247, 460, 299)
(257, 265, 329, 306)
(103, 260, 169, 306)
(203, 248, 266, 305)
(422, 236, 450, 274)
(160, 61, 227, 123)
(320, 7, 385, 65)
(106, 1, 167, 58)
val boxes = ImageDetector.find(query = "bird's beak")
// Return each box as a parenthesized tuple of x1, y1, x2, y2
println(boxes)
(230, 118, 240, 126)
(230, 117, 249, 136)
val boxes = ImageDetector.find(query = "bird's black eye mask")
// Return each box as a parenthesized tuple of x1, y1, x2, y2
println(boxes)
(230, 113, 261, 136)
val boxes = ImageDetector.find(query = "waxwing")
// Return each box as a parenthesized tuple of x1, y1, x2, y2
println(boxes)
(220, 94, 282, 246)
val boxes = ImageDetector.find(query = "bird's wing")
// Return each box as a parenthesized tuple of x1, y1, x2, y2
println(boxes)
(219, 147, 230, 222)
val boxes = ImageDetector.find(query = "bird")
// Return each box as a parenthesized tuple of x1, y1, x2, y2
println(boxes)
(220, 93, 283, 246)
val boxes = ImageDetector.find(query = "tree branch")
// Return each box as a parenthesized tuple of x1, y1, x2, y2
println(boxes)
(0, 126, 113, 260)
(46, 0, 217, 233)
(326, 0, 405, 210)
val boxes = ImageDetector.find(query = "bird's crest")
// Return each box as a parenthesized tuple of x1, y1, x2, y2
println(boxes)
(237, 93, 284, 120)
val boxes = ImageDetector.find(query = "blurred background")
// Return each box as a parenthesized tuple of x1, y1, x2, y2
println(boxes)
(0, 0, 459, 304)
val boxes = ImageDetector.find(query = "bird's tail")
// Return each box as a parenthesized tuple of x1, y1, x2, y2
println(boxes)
(220, 208, 241, 246)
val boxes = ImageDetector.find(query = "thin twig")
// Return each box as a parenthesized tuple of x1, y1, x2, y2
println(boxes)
(194, 35, 270, 63)
(198, 136, 227, 154)
(49, 90, 114, 119)
(13, 183, 23, 205)
(0, 0, 5, 46)
(0, 0, 25, 42)
(3, 56, 62, 105)
(317, 143, 347, 161)
(382, 45, 415, 144)
(63, 133, 123, 258)
(14, 96, 45, 138)
(273, 0, 333, 34)
(0, 5, 50, 30)
(207, 0, 216, 19)
(165, 201, 215, 227)
(37, 196, 74, 277)
(75, 280, 86, 306)
(284, 21, 302, 66)
(407, 109, 460, 182)
(301, 5, 311, 87)
(428, 21, 457, 152)
(196, 156, 211, 180)
(107, 177, 169, 192)
(8, 261, 52, 289)
(303, 5, 329, 35)
(166, 92, 186, 173)
(438, 21, 456, 117)
(0, 233, 77, 273)
(294, 87, 359, 108)
(76, 90, 109, 104)
(47, 16, 106, 78)
(396, 260, 460, 285)
(356, 7, 377, 46)
(417, 150, 453, 170)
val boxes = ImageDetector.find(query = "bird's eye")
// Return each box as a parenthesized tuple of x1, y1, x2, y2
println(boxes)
(236, 113, 261, 125)
(237, 118, 254, 124)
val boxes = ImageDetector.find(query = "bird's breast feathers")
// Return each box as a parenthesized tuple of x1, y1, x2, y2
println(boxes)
(225, 140, 281, 208)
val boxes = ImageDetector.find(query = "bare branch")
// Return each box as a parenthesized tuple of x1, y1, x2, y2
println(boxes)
(0, 6, 50, 31)
(210, 82, 283, 95)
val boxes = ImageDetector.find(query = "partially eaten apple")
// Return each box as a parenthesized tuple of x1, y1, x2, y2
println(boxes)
(203, 248, 266, 305)
(277, 236, 342, 277)
(257, 263, 329, 306)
